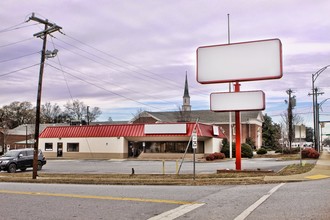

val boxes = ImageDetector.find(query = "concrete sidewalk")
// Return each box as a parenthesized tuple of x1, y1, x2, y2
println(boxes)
(264, 151, 330, 182)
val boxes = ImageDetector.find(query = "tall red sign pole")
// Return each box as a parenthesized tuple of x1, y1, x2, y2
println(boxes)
(196, 38, 282, 171)
(234, 82, 241, 170)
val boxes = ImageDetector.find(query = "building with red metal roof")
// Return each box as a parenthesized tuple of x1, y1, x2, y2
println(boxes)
(39, 122, 224, 159)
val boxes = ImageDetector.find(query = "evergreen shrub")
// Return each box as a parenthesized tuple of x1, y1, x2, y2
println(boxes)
(221, 142, 253, 158)
(256, 148, 268, 155)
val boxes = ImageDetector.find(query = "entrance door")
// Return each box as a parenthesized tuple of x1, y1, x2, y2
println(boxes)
(57, 143, 63, 157)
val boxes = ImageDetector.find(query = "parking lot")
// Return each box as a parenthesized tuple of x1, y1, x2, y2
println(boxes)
(37, 158, 317, 174)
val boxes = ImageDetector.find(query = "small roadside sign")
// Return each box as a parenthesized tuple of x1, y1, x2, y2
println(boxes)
(192, 132, 197, 149)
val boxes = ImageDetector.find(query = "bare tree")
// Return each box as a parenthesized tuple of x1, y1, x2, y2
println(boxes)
(41, 102, 62, 123)
(87, 106, 102, 123)
(64, 99, 102, 122)
(64, 100, 86, 120)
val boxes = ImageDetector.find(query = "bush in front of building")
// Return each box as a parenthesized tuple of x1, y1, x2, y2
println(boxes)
(221, 141, 253, 158)
(205, 152, 225, 161)
(301, 148, 320, 159)
(221, 139, 235, 158)
(241, 143, 253, 158)
(213, 152, 225, 159)
(256, 148, 268, 155)
(245, 137, 256, 150)
(205, 154, 215, 161)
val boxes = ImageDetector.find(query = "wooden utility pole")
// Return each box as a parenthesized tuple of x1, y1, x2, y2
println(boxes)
(27, 13, 62, 179)
(286, 89, 295, 151)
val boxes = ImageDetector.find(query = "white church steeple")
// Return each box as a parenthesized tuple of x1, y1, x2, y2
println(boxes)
(182, 73, 191, 112)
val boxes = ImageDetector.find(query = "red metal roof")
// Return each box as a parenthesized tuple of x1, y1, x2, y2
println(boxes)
(39, 123, 224, 138)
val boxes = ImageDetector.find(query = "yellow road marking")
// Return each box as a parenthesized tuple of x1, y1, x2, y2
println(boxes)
(0, 190, 195, 205)
(305, 174, 329, 180)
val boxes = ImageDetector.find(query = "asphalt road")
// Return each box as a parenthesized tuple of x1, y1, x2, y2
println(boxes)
(0, 179, 329, 219)
(38, 158, 317, 174)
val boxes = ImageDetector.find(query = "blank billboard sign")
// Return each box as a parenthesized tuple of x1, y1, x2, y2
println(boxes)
(197, 39, 282, 84)
(210, 91, 265, 112)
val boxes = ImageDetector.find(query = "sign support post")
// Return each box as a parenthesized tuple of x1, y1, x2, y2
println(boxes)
(234, 82, 241, 170)
(192, 130, 197, 180)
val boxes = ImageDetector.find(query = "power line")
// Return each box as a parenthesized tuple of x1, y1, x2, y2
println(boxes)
(0, 63, 39, 78)
(49, 36, 176, 108)
(49, 37, 74, 101)
(53, 35, 212, 100)
(47, 64, 165, 111)
(58, 34, 211, 97)
(62, 34, 182, 86)
(0, 37, 34, 48)
(53, 37, 184, 91)
(0, 21, 25, 32)
(46, 58, 178, 106)
(51, 39, 210, 102)
(0, 23, 38, 34)
(0, 51, 39, 64)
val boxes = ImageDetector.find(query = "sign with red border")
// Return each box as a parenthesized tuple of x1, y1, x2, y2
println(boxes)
(197, 39, 282, 84)
(210, 90, 265, 112)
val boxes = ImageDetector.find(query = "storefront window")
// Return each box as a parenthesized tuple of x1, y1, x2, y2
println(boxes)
(45, 143, 53, 151)
(67, 143, 79, 152)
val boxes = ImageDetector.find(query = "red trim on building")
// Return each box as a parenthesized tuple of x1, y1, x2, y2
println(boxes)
(39, 123, 224, 139)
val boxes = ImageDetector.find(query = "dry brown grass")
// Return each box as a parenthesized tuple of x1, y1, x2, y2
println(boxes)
(253, 153, 300, 160)
(0, 162, 315, 185)
(276, 163, 315, 176)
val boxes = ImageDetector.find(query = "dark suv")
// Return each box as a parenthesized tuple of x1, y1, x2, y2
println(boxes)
(0, 148, 46, 173)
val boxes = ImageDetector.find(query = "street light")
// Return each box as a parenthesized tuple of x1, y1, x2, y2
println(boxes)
(317, 98, 330, 151)
(311, 65, 330, 152)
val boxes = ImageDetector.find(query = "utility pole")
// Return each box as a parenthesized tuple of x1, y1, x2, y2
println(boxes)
(87, 106, 90, 125)
(286, 89, 295, 151)
(309, 87, 324, 152)
(27, 13, 62, 179)
(315, 88, 323, 152)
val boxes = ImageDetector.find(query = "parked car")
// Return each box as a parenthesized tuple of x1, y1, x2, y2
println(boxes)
(0, 148, 46, 173)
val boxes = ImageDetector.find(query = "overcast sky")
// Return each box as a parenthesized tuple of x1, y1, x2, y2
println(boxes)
(1, 0, 330, 133)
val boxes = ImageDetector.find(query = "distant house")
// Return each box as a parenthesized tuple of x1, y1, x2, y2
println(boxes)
(39, 122, 224, 159)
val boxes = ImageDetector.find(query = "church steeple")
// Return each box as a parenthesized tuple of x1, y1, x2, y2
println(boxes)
(182, 73, 191, 112)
